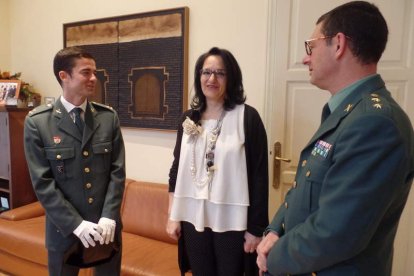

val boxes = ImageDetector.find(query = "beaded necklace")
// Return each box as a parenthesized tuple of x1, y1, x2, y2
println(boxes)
(190, 111, 226, 189)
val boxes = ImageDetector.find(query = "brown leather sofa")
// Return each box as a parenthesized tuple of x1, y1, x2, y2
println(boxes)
(0, 179, 181, 276)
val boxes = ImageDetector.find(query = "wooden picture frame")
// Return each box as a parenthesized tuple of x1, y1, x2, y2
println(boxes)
(0, 80, 21, 106)
(63, 7, 189, 131)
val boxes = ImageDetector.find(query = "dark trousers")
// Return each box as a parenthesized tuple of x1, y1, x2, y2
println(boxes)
(47, 245, 122, 276)
(182, 221, 246, 276)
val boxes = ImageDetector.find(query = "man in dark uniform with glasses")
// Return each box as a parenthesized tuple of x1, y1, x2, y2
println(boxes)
(257, 2, 414, 275)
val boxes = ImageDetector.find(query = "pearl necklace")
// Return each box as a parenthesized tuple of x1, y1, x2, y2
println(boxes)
(190, 111, 226, 188)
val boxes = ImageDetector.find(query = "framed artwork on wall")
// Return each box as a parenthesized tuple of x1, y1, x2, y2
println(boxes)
(63, 7, 189, 131)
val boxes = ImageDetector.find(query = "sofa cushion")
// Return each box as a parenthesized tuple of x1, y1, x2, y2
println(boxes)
(121, 180, 176, 245)
(122, 232, 180, 275)
(0, 201, 45, 221)
(0, 215, 47, 265)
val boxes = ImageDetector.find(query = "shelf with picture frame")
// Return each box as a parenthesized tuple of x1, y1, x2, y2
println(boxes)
(0, 106, 37, 211)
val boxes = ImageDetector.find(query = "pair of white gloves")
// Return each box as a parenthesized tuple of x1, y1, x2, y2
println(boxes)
(73, 218, 116, 248)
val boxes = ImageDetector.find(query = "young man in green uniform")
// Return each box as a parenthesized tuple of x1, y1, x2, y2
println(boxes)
(24, 47, 125, 276)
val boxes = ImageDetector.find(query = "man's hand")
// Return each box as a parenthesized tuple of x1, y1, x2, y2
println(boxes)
(257, 231, 279, 274)
(166, 219, 181, 240)
(98, 217, 116, 244)
(73, 220, 104, 248)
(244, 231, 262, 253)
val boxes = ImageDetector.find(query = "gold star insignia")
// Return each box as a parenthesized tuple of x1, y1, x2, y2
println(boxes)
(55, 108, 62, 114)
(371, 93, 379, 97)
(371, 98, 380, 102)
(344, 104, 353, 112)
(373, 103, 382, 109)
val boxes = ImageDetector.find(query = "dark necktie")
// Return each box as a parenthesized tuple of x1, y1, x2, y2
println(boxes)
(321, 103, 331, 123)
(72, 107, 84, 135)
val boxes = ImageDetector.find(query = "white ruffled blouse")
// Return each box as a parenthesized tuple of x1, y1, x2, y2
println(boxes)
(170, 104, 249, 232)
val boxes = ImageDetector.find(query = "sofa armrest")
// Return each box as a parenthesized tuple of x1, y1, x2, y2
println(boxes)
(0, 201, 45, 221)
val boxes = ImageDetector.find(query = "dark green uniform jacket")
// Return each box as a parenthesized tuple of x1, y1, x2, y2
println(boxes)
(267, 75, 414, 276)
(24, 98, 126, 253)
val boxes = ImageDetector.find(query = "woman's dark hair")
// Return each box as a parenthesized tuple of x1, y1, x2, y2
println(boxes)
(191, 47, 246, 112)
(53, 46, 95, 86)
(317, 1, 388, 65)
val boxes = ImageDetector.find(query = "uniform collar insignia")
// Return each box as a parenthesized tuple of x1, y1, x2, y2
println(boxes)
(344, 104, 353, 112)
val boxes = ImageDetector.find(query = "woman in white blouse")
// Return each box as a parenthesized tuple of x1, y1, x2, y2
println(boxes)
(167, 47, 269, 276)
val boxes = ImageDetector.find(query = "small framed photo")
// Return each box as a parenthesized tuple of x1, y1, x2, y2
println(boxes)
(0, 80, 21, 106)
(44, 97, 55, 105)
(0, 196, 9, 210)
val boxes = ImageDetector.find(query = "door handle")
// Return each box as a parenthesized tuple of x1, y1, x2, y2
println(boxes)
(273, 142, 291, 189)
(275, 156, 291, 162)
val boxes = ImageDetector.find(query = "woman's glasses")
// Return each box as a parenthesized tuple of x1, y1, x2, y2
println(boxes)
(200, 69, 226, 79)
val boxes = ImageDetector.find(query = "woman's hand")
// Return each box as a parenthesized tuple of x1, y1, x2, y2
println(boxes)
(244, 231, 262, 253)
(166, 219, 181, 240)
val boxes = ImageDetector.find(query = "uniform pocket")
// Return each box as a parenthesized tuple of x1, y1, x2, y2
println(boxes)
(92, 141, 112, 172)
(44, 146, 75, 181)
(305, 160, 329, 213)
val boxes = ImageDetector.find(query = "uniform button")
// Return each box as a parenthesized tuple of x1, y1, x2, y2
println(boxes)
(104, 148, 109, 153)
(306, 170, 311, 177)
(56, 154, 62, 160)
(85, 183, 92, 189)
(301, 160, 307, 167)
(282, 223, 285, 230)
(292, 181, 297, 188)
(284, 202, 288, 208)
(84, 167, 90, 173)
(88, 197, 94, 204)
(83, 151, 89, 157)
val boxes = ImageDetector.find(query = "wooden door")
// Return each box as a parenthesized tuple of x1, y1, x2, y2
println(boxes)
(264, 0, 414, 275)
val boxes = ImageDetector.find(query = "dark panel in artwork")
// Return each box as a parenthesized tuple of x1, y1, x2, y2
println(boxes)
(118, 37, 183, 129)
(80, 44, 119, 110)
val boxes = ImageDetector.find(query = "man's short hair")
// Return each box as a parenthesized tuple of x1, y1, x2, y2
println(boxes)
(53, 46, 95, 86)
(317, 1, 388, 64)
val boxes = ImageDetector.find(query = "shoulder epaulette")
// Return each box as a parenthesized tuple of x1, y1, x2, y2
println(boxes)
(90, 101, 115, 112)
(28, 104, 53, 117)
(364, 93, 390, 112)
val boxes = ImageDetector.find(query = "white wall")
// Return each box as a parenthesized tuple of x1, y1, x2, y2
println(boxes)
(0, 0, 10, 70)
(6, 0, 269, 183)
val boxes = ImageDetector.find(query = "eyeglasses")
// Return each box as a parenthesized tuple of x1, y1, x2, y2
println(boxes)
(304, 36, 334, 55)
(200, 69, 226, 79)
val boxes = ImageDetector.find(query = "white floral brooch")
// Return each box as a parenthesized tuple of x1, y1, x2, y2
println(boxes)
(183, 116, 202, 136)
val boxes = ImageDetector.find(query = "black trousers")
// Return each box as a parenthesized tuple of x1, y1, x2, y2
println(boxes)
(182, 221, 246, 276)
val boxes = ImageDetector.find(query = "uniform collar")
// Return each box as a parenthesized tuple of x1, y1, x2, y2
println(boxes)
(328, 74, 378, 113)
(60, 96, 87, 113)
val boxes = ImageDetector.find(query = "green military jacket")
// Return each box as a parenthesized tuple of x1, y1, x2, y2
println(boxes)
(267, 75, 414, 276)
(24, 98, 126, 252)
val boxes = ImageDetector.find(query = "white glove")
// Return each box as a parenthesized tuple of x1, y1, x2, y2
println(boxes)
(73, 220, 103, 248)
(98, 217, 116, 244)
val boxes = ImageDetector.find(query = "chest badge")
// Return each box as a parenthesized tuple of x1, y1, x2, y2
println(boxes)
(311, 140, 332, 158)
(53, 136, 62, 144)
